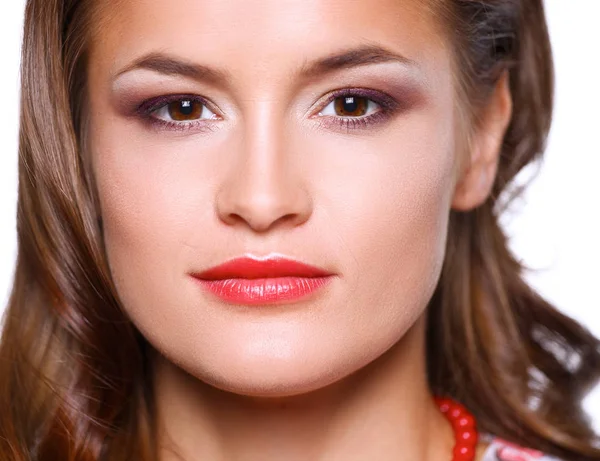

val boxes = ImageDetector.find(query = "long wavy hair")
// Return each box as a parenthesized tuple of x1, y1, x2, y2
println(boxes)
(1, 0, 599, 460)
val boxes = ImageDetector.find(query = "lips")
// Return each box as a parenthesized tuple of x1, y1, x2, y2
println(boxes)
(191, 255, 334, 305)
(195, 256, 333, 280)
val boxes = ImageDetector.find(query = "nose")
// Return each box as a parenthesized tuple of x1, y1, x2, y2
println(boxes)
(215, 103, 312, 233)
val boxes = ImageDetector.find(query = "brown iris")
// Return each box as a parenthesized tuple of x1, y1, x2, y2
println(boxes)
(167, 99, 204, 121)
(334, 95, 369, 117)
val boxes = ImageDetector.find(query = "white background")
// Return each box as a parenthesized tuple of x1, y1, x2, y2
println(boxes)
(1, 0, 599, 430)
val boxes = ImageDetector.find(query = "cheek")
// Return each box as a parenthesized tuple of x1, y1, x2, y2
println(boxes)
(89, 117, 214, 313)
(312, 113, 456, 339)
(89, 105, 226, 277)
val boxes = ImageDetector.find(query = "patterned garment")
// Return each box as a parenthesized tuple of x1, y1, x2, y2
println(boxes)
(481, 437, 563, 461)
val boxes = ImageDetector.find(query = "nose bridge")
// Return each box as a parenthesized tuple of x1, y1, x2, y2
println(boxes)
(244, 99, 286, 176)
(216, 97, 311, 232)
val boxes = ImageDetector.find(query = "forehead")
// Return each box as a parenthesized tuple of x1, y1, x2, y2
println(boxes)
(89, 0, 450, 84)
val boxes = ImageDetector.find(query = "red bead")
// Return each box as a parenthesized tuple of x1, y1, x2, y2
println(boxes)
(438, 401, 452, 414)
(453, 414, 475, 430)
(453, 444, 476, 461)
(457, 429, 478, 445)
(448, 407, 463, 420)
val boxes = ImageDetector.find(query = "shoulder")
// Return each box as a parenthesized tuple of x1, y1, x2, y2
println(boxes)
(481, 436, 564, 461)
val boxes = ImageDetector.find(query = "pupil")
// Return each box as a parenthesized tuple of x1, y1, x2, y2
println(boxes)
(343, 97, 359, 113)
(179, 100, 194, 116)
(334, 95, 367, 116)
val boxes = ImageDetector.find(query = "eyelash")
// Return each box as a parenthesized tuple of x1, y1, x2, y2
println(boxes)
(136, 88, 399, 133)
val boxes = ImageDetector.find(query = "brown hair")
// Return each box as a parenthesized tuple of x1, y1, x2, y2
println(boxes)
(1, 0, 599, 459)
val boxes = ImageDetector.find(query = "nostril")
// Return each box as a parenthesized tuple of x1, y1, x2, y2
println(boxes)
(215, 176, 313, 232)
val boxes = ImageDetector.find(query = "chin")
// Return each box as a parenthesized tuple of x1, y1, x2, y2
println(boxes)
(198, 358, 348, 398)
(170, 343, 375, 399)
(203, 373, 339, 398)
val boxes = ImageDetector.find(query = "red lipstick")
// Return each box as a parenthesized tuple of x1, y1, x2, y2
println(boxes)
(191, 256, 334, 305)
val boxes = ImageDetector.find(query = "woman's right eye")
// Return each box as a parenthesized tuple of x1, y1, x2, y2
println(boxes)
(151, 98, 218, 123)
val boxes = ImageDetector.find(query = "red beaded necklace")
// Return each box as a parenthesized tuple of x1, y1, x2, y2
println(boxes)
(434, 396, 478, 461)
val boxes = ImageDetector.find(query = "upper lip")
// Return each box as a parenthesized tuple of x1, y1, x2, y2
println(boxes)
(192, 255, 334, 280)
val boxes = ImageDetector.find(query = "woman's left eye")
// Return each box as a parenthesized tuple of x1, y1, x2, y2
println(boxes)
(318, 95, 381, 118)
(151, 98, 218, 123)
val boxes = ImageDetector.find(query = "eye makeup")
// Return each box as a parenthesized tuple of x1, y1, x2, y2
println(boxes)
(312, 87, 400, 133)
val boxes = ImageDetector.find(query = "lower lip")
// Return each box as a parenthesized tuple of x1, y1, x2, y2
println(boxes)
(193, 276, 333, 305)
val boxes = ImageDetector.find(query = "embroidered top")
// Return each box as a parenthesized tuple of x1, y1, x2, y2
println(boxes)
(481, 436, 563, 461)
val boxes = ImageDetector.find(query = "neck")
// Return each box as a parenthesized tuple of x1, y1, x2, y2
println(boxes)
(152, 315, 456, 461)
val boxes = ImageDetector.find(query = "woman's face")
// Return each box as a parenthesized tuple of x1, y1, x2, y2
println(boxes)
(87, 0, 469, 396)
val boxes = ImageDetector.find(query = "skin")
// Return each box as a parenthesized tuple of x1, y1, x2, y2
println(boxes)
(86, 0, 512, 459)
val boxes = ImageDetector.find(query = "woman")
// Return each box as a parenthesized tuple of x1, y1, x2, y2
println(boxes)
(0, 0, 598, 459)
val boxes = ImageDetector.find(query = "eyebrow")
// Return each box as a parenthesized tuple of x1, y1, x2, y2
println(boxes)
(112, 44, 418, 87)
